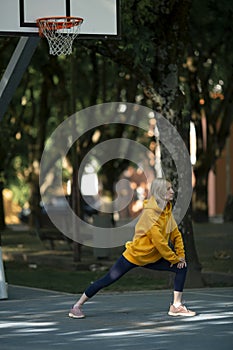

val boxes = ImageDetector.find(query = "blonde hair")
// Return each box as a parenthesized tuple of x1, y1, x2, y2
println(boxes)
(149, 178, 170, 205)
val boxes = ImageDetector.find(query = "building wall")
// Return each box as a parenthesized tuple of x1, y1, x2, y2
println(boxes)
(214, 123, 233, 216)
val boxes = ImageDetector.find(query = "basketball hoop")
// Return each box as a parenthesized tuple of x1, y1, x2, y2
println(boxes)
(36, 16, 83, 56)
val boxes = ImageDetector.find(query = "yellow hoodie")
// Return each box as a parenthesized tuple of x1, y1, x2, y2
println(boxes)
(123, 196, 185, 266)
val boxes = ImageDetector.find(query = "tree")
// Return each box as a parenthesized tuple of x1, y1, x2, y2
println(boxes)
(185, 0, 233, 221)
(0, 38, 20, 230)
(0, 37, 146, 260)
(1, 1, 204, 282)
(77, 0, 203, 285)
(2, 1, 231, 282)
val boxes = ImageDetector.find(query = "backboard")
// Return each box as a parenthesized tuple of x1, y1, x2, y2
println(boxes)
(0, 0, 120, 39)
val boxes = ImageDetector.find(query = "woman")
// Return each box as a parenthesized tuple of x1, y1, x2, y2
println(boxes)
(69, 178, 196, 318)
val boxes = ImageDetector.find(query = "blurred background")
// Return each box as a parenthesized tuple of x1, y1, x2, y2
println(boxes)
(0, 0, 232, 290)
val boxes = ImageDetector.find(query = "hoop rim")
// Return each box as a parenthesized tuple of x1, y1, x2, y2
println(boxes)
(36, 16, 83, 33)
(36, 16, 84, 24)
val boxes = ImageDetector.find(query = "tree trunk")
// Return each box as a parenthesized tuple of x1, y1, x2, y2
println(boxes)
(0, 181, 6, 235)
(71, 160, 82, 262)
(179, 206, 204, 287)
(28, 167, 40, 228)
(176, 111, 204, 287)
(69, 55, 83, 262)
(147, 0, 204, 287)
(28, 75, 49, 228)
(193, 165, 209, 222)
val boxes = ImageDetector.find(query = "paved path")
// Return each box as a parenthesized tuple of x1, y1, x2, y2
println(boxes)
(0, 286, 232, 350)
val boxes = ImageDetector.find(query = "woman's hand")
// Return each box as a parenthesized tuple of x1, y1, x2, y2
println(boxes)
(177, 258, 187, 269)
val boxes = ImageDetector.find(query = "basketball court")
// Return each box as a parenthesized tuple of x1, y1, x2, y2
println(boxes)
(0, 285, 232, 350)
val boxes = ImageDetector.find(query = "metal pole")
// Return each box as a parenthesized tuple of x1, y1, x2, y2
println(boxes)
(0, 36, 40, 121)
(0, 247, 7, 299)
(0, 36, 40, 299)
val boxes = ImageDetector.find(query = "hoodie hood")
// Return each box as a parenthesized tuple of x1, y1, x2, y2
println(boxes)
(133, 196, 175, 240)
(143, 196, 172, 216)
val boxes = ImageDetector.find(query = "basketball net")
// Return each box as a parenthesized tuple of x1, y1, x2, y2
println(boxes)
(36, 17, 83, 56)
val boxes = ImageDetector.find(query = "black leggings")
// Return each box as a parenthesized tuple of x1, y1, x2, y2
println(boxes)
(85, 255, 187, 298)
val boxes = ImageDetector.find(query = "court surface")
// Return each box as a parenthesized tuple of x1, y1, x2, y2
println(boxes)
(0, 285, 232, 350)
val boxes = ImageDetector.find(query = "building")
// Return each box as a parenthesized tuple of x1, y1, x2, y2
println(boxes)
(208, 123, 233, 219)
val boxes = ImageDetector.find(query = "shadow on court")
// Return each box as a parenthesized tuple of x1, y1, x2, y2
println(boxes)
(0, 285, 232, 350)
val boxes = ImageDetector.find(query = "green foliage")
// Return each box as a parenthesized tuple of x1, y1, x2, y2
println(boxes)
(2, 223, 167, 293)
(10, 181, 30, 208)
(187, 0, 233, 149)
(190, 0, 233, 92)
(0, 0, 232, 224)
(181, 0, 233, 220)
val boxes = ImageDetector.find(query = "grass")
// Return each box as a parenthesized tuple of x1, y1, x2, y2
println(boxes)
(1, 227, 168, 293)
(1, 222, 233, 293)
(4, 261, 167, 294)
(192, 223, 233, 275)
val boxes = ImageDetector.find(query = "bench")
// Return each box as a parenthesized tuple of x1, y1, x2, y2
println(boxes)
(35, 212, 72, 250)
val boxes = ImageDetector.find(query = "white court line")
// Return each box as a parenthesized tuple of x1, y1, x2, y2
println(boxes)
(185, 289, 233, 299)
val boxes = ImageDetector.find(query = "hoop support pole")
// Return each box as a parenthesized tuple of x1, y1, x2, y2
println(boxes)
(0, 247, 7, 299)
(0, 36, 40, 121)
